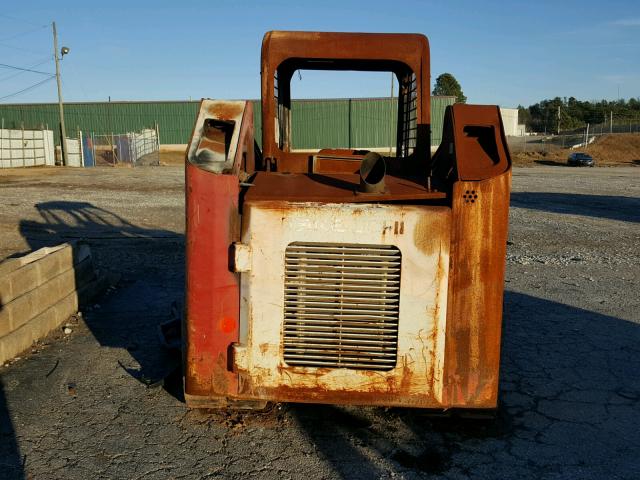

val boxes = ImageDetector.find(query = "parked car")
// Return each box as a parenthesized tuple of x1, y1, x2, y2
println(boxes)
(568, 152, 595, 167)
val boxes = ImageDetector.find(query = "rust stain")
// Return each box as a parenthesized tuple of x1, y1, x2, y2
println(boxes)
(238, 372, 250, 395)
(212, 353, 229, 395)
(185, 351, 217, 397)
(398, 355, 414, 393)
(249, 383, 437, 408)
(427, 249, 446, 387)
(228, 207, 240, 240)
(313, 156, 363, 174)
(443, 173, 511, 407)
(207, 102, 243, 121)
(245, 172, 447, 204)
(413, 209, 451, 255)
(198, 137, 226, 154)
(260, 31, 431, 172)
(240, 203, 253, 239)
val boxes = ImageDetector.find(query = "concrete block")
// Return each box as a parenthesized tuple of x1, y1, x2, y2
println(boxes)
(0, 243, 90, 305)
(0, 264, 112, 365)
(0, 289, 78, 365)
(0, 245, 67, 276)
(0, 257, 95, 337)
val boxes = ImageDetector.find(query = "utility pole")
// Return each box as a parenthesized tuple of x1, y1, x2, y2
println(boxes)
(610, 111, 613, 134)
(585, 123, 590, 149)
(389, 72, 394, 157)
(52, 21, 68, 166)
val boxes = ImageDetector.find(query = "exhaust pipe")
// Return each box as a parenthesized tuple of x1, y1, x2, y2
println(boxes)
(359, 152, 386, 193)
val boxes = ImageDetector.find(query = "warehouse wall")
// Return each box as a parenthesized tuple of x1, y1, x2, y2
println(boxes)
(252, 96, 454, 148)
(499, 107, 520, 137)
(0, 97, 455, 149)
(0, 102, 198, 145)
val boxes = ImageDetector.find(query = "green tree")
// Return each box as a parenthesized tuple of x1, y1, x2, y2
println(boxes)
(517, 105, 532, 128)
(432, 73, 467, 103)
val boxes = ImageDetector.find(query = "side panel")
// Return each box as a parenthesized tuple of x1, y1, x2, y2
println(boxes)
(185, 164, 240, 401)
(184, 100, 255, 405)
(443, 171, 511, 407)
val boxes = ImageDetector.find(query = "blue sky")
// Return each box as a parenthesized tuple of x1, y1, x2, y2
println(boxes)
(0, 0, 638, 107)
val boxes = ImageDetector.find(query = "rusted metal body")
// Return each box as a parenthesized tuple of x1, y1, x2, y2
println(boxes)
(184, 31, 511, 410)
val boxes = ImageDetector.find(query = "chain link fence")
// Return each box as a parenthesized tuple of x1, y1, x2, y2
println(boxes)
(84, 127, 159, 167)
(508, 130, 640, 154)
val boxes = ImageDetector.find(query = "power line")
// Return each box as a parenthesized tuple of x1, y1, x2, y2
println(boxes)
(0, 25, 47, 43)
(0, 58, 52, 83)
(0, 13, 47, 28)
(0, 61, 53, 75)
(0, 40, 48, 55)
(0, 76, 55, 102)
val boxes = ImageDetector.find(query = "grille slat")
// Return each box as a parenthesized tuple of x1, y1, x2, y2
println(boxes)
(284, 338, 398, 347)
(287, 259, 401, 267)
(284, 328, 398, 337)
(285, 276, 401, 286)
(281, 360, 395, 369)
(286, 350, 397, 358)
(286, 297, 399, 305)
(286, 307, 398, 314)
(285, 288, 399, 297)
(283, 242, 401, 371)
(285, 311, 398, 319)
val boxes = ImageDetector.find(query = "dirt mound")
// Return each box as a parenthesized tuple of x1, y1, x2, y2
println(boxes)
(512, 133, 640, 167)
(159, 151, 185, 165)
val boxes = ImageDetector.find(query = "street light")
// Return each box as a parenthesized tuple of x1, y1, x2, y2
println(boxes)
(52, 22, 69, 165)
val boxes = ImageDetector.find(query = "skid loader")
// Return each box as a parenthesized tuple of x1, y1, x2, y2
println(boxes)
(184, 31, 511, 411)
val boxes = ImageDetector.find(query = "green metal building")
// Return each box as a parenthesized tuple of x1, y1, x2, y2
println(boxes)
(0, 96, 454, 148)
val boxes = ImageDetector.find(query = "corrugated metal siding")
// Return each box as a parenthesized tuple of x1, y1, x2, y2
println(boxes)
(0, 101, 199, 145)
(255, 96, 453, 149)
(252, 100, 262, 148)
(431, 96, 455, 146)
(350, 98, 397, 149)
(0, 97, 454, 148)
(292, 100, 349, 149)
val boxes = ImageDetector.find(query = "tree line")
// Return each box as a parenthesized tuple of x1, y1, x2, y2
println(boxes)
(518, 97, 640, 133)
(430, 72, 638, 135)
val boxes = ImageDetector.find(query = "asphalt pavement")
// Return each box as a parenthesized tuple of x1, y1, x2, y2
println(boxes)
(0, 165, 638, 479)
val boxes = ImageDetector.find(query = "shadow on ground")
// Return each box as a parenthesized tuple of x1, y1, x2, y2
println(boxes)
(288, 291, 640, 478)
(1, 201, 184, 479)
(1, 348, 24, 480)
(2, 202, 639, 478)
(20, 201, 184, 390)
(534, 160, 569, 167)
(511, 192, 640, 223)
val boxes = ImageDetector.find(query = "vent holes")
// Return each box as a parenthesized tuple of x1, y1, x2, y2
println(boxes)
(463, 190, 479, 204)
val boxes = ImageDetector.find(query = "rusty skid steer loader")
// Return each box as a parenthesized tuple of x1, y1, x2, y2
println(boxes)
(184, 31, 511, 412)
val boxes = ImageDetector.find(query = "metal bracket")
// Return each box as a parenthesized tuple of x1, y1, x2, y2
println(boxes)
(231, 242, 252, 272)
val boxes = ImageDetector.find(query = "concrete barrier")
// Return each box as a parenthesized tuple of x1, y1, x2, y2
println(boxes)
(0, 243, 105, 364)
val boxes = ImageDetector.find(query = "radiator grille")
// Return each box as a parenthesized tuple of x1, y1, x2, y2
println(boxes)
(283, 242, 401, 370)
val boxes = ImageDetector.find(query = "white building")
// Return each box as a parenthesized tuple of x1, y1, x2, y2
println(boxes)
(499, 107, 526, 136)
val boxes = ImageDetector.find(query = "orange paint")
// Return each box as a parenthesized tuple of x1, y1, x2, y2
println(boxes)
(220, 317, 236, 333)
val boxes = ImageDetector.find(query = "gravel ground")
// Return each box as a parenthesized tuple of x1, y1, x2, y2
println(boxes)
(0, 165, 639, 479)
